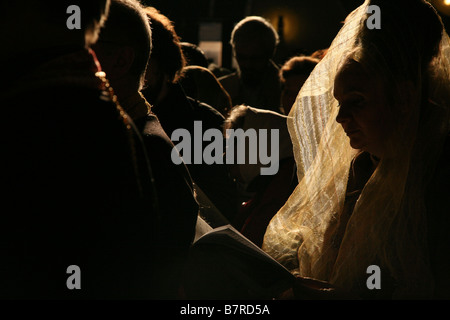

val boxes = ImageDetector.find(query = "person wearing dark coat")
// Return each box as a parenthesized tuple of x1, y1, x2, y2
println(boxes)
(92, 0, 199, 298)
(0, 0, 167, 299)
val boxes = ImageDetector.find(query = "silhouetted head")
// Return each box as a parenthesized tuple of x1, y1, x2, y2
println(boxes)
(280, 56, 319, 114)
(142, 6, 186, 104)
(180, 42, 209, 68)
(93, 0, 151, 92)
(230, 16, 279, 84)
(334, 0, 445, 158)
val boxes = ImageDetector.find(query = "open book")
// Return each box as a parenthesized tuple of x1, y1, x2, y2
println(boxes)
(183, 224, 296, 300)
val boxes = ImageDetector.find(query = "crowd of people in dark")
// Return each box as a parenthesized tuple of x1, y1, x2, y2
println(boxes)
(1, 0, 449, 300)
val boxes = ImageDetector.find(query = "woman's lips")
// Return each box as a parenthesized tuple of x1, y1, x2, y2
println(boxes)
(345, 129, 360, 136)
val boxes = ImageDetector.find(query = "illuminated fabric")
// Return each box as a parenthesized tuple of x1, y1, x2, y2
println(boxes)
(263, 0, 450, 298)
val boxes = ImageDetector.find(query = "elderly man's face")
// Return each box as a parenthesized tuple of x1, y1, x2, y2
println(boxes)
(233, 41, 272, 85)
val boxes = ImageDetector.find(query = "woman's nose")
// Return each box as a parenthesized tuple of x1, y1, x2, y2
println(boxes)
(336, 105, 351, 124)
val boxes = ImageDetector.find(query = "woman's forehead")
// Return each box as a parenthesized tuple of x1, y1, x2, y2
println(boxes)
(334, 60, 374, 98)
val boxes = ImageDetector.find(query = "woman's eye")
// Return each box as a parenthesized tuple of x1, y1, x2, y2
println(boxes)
(337, 101, 365, 115)
(345, 97, 365, 109)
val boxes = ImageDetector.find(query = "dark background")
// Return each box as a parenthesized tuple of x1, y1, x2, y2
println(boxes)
(142, 0, 450, 70)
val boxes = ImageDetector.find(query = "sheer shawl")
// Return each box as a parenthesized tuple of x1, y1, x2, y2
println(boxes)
(262, 0, 450, 298)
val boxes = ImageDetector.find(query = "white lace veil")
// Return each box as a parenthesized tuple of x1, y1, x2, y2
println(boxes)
(262, 0, 450, 298)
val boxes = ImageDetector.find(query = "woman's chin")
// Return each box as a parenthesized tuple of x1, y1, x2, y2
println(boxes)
(349, 138, 365, 151)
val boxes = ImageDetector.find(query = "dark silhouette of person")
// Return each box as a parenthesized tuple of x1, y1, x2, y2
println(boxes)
(219, 16, 282, 112)
(224, 105, 297, 247)
(279, 55, 319, 114)
(179, 65, 233, 117)
(92, 0, 198, 299)
(180, 42, 209, 68)
(0, 0, 181, 299)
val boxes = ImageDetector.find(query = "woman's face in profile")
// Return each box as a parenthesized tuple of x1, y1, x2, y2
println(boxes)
(333, 59, 394, 158)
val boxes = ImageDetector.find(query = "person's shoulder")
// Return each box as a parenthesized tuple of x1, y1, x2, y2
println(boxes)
(141, 113, 169, 137)
(218, 71, 238, 83)
(218, 72, 240, 94)
(187, 97, 225, 128)
(189, 97, 224, 117)
(139, 113, 177, 150)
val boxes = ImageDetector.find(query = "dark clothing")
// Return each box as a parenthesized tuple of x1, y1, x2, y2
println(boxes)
(0, 49, 164, 299)
(145, 83, 224, 136)
(219, 61, 282, 112)
(426, 136, 450, 299)
(121, 92, 199, 252)
(142, 83, 237, 222)
(134, 113, 198, 249)
(133, 110, 199, 299)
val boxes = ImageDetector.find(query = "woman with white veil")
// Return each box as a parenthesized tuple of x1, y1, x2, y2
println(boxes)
(263, 0, 450, 299)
